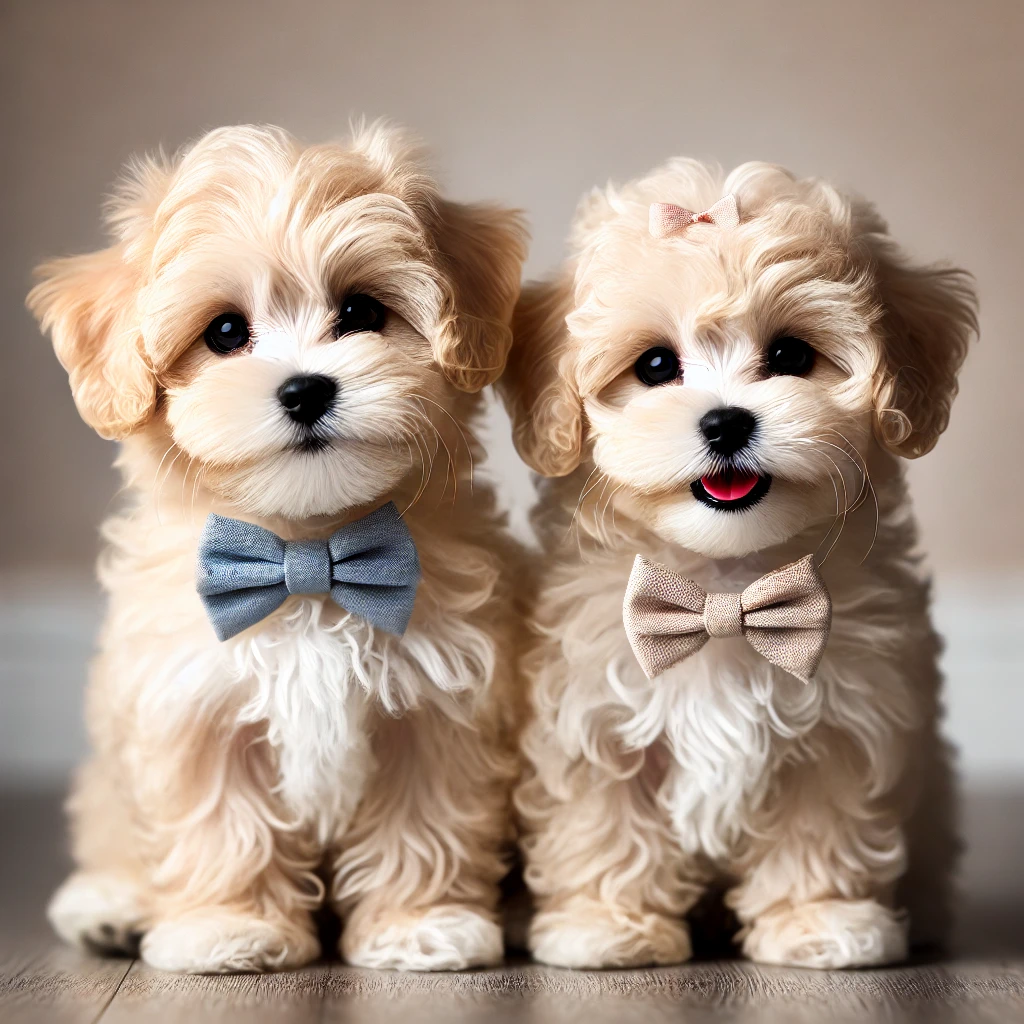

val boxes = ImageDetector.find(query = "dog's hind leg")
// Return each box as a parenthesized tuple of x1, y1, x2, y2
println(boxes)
(48, 756, 147, 954)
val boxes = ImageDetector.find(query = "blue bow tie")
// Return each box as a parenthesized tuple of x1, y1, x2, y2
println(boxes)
(196, 502, 420, 641)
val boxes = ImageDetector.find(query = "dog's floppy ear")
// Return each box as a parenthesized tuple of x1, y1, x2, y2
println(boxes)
(496, 276, 584, 476)
(28, 246, 154, 440)
(27, 157, 170, 440)
(350, 122, 527, 391)
(855, 203, 978, 458)
(429, 199, 529, 391)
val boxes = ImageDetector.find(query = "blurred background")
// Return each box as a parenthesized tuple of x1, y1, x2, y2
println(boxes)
(1, 0, 1022, 924)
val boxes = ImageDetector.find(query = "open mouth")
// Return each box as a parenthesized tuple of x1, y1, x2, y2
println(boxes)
(691, 470, 772, 511)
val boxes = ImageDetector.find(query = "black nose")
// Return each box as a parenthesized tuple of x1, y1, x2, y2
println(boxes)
(277, 374, 337, 426)
(699, 406, 757, 456)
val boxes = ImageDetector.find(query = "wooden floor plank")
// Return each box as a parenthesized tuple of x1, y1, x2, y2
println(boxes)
(98, 961, 332, 1024)
(0, 940, 132, 1024)
(310, 957, 1024, 1018)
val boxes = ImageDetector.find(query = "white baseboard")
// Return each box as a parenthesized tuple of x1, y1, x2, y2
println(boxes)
(932, 574, 1024, 783)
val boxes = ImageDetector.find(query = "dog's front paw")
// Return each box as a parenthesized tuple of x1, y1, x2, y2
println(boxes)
(341, 903, 503, 971)
(742, 898, 908, 969)
(530, 898, 692, 968)
(141, 911, 319, 973)
(48, 870, 145, 955)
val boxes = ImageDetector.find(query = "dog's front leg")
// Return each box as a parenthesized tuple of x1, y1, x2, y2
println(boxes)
(518, 734, 703, 969)
(727, 725, 909, 969)
(331, 703, 515, 970)
(132, 706, 322, 973)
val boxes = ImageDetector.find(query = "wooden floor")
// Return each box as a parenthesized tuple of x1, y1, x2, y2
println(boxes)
(2, 790, 1023, 1022)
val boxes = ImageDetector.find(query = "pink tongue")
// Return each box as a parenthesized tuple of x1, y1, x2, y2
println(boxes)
(701, 471, 759, 502)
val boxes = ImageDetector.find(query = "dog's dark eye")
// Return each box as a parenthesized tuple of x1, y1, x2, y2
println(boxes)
(204, 313, 250, 354)
(634, 346, 680, 386)
(766, 336, 815, 377)
(334, 294, 387, 337)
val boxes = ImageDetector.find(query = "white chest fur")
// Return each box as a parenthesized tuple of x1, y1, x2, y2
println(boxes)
(221, 587, 499, 845)
(230, 598, 376, 844)
(607, 627, 818, 860)
(651, 642, 819, 859)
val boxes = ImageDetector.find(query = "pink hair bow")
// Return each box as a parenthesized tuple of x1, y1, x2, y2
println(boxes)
(649, 194, 740, 238)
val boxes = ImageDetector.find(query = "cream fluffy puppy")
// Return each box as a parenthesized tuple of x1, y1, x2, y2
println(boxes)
(498, 160, 976, 970)
(29, 124, 527, 973)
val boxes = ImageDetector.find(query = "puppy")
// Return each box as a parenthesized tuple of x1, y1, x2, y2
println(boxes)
(29, 124, 527, 973)
(498, 160, 976, 969)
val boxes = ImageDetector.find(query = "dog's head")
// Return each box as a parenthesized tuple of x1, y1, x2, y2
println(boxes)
(29, 124, 527, 519)
(500, 160, 977, 558)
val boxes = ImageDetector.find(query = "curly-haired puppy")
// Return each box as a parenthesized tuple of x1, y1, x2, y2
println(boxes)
(497, 159, 976, 969)
(29, 124, 527, 973)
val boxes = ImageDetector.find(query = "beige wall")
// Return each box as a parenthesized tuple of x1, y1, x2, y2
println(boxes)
(2, 0, 1022, 575)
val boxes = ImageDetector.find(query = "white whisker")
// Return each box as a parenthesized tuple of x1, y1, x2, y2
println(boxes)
(410, 393, 474, 498)
(567, 465, 602, 544)
(151, 442, 178, 527)
(811, 446, 851, 564)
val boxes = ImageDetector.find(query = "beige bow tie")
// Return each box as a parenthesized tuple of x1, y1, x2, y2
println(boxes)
(622, 554, 831, 683)
(648, 194, 740, 238)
